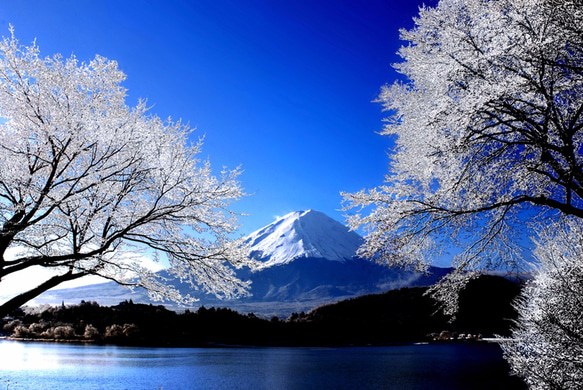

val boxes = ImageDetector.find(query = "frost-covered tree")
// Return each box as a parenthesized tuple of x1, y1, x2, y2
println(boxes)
(502, 219, 583, 389)
(0, 29, 255, 317)
(343, 0, 583, 309)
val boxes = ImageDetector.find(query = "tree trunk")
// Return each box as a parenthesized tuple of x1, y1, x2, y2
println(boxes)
(0, 270, 86, 318)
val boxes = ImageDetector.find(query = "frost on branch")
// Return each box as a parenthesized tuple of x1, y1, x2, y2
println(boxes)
(502, 218, 583, 389)
(343, 0, 583, 300)
(0, 29, 257, 315)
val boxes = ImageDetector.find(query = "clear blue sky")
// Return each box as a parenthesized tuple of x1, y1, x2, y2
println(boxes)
(0, 0, 435, 235)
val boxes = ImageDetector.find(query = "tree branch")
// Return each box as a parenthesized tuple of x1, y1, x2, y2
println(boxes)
(0, 269, 87, 317)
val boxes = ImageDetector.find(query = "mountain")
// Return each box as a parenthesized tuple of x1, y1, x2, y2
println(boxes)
(31, 210, 451, 317)
(245, 210, 363, 265)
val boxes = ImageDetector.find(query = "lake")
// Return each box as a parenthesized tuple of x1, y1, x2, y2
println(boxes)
(0, 339, 525, 389)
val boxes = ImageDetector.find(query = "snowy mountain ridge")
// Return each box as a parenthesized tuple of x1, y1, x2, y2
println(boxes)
(30, 209, 452, 317)
(245, 210, 363, 266)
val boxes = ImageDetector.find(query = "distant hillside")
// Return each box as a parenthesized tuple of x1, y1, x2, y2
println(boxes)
(303, 275, 522, 343)
(32, 210, 453, 318)
(6, 275, 521, 347)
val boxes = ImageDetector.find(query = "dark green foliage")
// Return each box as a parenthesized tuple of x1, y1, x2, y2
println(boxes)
(454, 275, 521, 337)
(303, 287, 449, 344)
(302, 275, 521, 345)
(2, 276, 520, 347)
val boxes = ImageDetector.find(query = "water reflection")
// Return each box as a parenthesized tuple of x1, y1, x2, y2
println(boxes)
(0, 340, 524, 389)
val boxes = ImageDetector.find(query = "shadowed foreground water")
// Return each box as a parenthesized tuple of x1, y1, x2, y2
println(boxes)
(0, 339, 525, 389)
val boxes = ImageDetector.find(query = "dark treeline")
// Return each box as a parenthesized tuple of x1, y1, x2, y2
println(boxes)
(1, 275, 520, 347)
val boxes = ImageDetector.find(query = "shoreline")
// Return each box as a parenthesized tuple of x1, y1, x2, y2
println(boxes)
(1, 335, 496, 349)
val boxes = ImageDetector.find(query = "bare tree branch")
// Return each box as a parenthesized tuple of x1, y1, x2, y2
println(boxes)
(0, 30, 255, 316)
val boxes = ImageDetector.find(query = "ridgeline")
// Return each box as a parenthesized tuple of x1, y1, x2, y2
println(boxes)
(1, 275, 520, 347)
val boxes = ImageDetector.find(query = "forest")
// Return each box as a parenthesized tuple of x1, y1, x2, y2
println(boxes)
(1, 275, 520, 347)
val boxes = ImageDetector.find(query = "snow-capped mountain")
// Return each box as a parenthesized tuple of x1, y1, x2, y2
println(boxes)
(31, 210, 451, 317)
(245, 210, 362, 266)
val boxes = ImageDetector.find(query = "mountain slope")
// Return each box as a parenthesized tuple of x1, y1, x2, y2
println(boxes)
(31, 210, 451, 317)
(246, 210, 362, 265)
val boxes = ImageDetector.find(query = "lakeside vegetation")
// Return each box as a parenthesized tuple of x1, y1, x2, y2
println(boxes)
(1, 275, 520, 347)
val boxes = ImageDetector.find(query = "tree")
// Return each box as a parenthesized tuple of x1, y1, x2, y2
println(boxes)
(0, 29, 256, 317)
(343, 0, 583, 385)
(342, 0, 583, 311)
(502, 218, 583, 389)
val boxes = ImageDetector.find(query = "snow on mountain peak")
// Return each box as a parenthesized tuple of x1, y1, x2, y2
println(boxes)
(245, 210, 363, 266)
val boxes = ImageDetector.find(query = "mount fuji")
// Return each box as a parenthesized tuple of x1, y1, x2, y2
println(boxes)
(31, 210, 451, 317)
(245, 210, 363, 265)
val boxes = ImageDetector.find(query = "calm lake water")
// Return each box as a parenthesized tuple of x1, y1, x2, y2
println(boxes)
(0, 339, 525, 389)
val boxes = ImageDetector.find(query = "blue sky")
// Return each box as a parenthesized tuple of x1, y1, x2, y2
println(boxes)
(0, 0, 435, 236)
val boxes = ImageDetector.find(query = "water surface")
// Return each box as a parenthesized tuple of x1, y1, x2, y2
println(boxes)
(0, 339, 524, 389)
